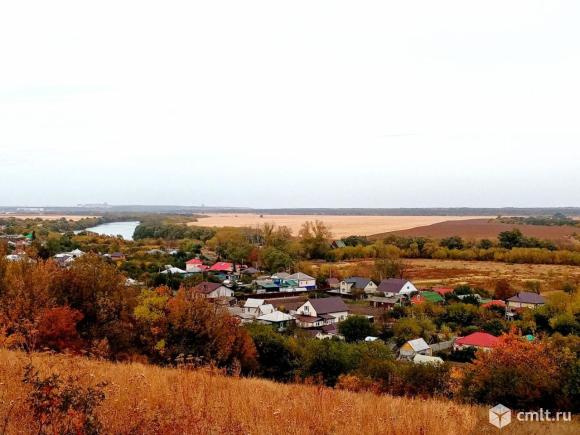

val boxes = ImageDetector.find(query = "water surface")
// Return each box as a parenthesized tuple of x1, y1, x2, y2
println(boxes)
(85, 221, 140, 240)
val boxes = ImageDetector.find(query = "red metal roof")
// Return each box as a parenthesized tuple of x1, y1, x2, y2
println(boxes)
(482, 300, 506, 309)
(433, 287, 454, 296)
(455, 332, 499, 348)
(209, 262, 233, 272)
(186, 258, 203, 265)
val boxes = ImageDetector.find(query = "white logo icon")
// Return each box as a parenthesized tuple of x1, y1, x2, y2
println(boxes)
(489, 404, 512, 428)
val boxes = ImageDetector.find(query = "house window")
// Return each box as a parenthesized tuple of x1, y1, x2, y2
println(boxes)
(304, 306, 309, 313)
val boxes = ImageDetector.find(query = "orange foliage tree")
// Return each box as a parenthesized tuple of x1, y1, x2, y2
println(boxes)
(35, 306, 84, 352)
(461, 332, 575, 409)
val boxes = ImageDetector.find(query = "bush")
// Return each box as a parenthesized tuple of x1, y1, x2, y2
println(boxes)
(22, 364, 107, 435)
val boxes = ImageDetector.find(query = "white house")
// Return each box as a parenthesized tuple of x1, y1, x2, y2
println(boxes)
(287, 272, 317, 290)
(243, 298, 266, 316)
(186, 258, 205, 273)
(339, 277, 377, 295)
(257, 310, 295, 331)
(377, 278, 418, 297)
(293, 297, 349, 328)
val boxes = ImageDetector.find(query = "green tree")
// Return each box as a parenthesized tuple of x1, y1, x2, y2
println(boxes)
(339, 316, 377, 342)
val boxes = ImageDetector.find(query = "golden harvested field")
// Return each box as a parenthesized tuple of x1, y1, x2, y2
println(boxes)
(0, 214, 97, 221)
(308, 258, 580, 293)
(1, 349, 576, 435)
(191, 214, 485, 238)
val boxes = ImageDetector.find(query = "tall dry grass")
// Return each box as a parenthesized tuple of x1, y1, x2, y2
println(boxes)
(0, 349, 576, 434)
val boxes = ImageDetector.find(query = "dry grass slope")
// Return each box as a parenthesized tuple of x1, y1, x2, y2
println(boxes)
(0, 350, 576, 435)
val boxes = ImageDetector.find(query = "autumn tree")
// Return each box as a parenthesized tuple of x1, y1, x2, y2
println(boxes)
(494, 279, 516, 300)
(164, 287, 257, 372)
(35, 306, 84, 352)
(0, 258, 59, 349)
(299, 220, 332, 259)
(373, 242, 406, 281)
(461, 333, 574, 409)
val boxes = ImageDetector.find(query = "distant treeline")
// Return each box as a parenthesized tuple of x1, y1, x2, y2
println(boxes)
(497, 213, 580, 227)
(133, 222, 215, 241)
(330, 230, 580, 266)
(2, 206, 580, 216)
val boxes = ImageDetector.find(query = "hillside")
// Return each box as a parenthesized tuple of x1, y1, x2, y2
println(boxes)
(0, 350, 576, 435)
(372, 218, 579, 243)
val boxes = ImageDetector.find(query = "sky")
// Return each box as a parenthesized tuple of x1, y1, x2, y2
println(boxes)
(1, 0, 579, 208)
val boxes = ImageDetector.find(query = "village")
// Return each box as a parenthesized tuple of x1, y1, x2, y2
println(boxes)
(1, 236, 549, 366)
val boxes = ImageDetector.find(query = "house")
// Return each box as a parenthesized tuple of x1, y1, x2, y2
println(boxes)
(243, 298, 266, 315)
(271, 272, 290, 280)
(293, 297, 349, 328)
(325, 277, 340, 289)
(368, 295, 402, 309)
(330, 240, 346, 249)
(242, 298, 274, 317)
(413, 354, 444, 365)
(377, 278, 418, 297)
(399, 338, 432, 359)
(287, 272, 317, 290)
(411, 291, 444, 305)
(454, 332, 499, 351)
(241, 267, 259, 276)
(160, 266, 188, 275)
(506, 292, 545, 309)
(338, 277, 377, 296)
(107, 252, 126, 261)
(194, 282, 234, 299)
(186, 258, 205, 272)
(257, 311, 295, 331)
(209, 262, 234, 273)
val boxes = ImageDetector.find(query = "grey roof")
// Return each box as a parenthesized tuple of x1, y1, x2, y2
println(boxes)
(241, 267, 259, 275)
(507, 292, 545, 304)
(308, 297, 348, 315)
(288, 272, 316, 281)
(344, 277, 373, 289)
(377, 278, 409, 294)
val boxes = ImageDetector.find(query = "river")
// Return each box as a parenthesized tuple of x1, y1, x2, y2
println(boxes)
(85, 221, 140, 240)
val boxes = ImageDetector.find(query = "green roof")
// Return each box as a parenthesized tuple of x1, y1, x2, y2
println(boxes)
(260, 283, 279, 289)
(420, 291, 444, 303)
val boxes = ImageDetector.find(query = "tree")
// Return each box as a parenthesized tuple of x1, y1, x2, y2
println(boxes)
(298, 220, 332, 259)
(498, 229, 525, 249)
(373, 242, 405, 280)
(339, 316, 376, 343)
(35, 306, 84, 352)
(461, 333, 571, 409)
(477, 239, 494, 249)
(549, 314, 580, 336)
(260, 246, 293, 272)
(246, 324, 298, 381)
(494, 279, 516, 300)
(164, 288, 257, 372)
(440, 236, 464, 250)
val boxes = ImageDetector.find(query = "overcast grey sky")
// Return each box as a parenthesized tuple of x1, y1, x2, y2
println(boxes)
(1, 1, 579, 208)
